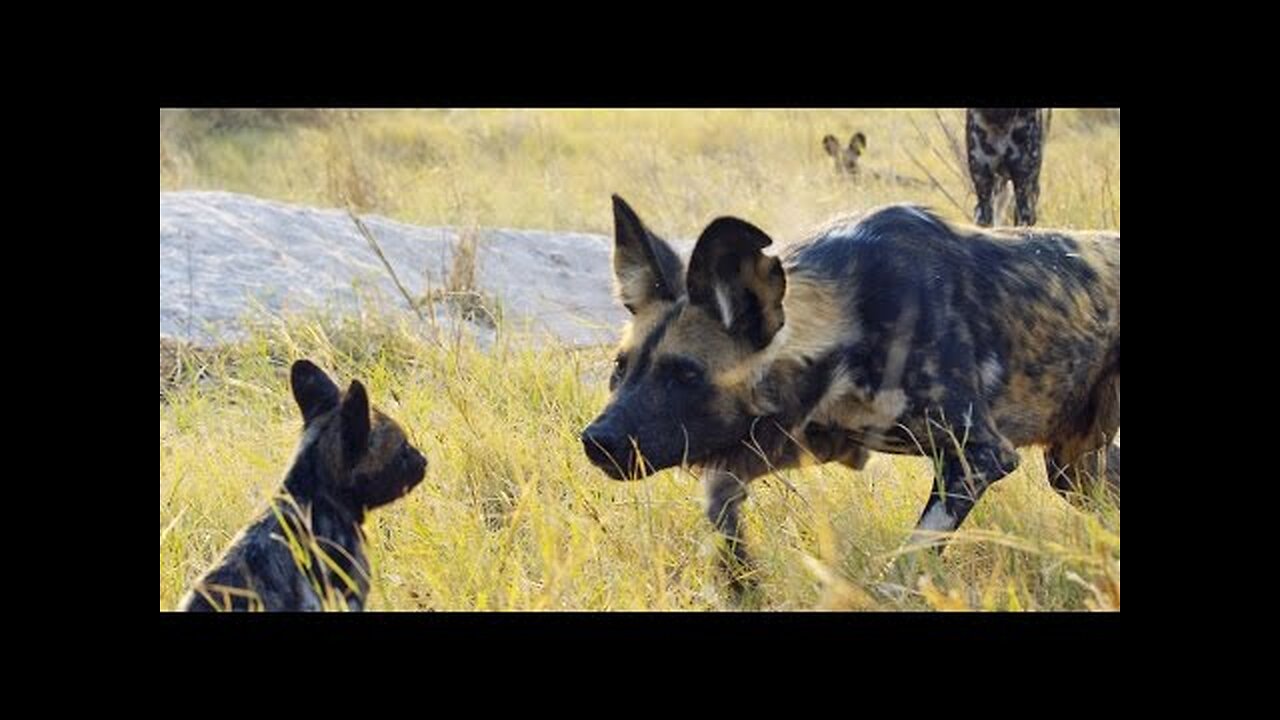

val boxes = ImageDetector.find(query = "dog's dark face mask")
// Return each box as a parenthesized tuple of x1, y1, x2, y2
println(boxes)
(582, 196, 787, 479)
(289, 360, 428, 510)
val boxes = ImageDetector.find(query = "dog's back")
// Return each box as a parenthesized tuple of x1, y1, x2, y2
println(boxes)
(179, 499, 334, 611)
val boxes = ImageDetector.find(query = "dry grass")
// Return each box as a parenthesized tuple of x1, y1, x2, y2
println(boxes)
(159, 316, 1120, 611)
(159, 109, 1119, 236)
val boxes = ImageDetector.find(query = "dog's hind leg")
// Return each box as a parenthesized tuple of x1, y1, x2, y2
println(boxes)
(1046, 369, 1120, 509)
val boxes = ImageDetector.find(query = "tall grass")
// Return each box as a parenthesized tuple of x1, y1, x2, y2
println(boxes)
(159, 312, 1120, 611)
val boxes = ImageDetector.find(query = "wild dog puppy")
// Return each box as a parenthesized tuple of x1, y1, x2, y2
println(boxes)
(179, 360, 428, 611)
(966, 108, 1051, 226)
(583, 196, 1119, 590)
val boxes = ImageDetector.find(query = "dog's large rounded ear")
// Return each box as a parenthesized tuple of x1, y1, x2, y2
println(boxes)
(686, 217, 786, 350)
(822, 134, 840, 157)
(611, 194, 684, 314)
(291, 360, 340, 425)
(340, 380, 371, 467)
(851, 132, 867, 152)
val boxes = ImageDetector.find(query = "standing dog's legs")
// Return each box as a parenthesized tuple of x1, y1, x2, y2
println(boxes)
(970, 163, 998, 227)
(1012, 171, 1041, 226)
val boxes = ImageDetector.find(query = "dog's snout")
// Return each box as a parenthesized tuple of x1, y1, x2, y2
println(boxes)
(403, 446, 428, 477)
(582, 420, 625, 471)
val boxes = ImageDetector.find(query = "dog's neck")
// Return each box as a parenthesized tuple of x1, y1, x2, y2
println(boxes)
(282, 441, 368, 529)
(273, 442, 372, 606)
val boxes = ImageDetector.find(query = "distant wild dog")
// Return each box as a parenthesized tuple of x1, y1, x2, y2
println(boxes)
(179, 360, 428, 611)
(583, 196, 1119, 590)
(966, 108, 1051, 226)
(823, 132, 928, 189)
(823, 132, 867, 176)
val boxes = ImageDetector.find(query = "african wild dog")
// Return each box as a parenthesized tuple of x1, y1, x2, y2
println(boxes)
(823, 132, 866, 176)
(823, 132, 928, 189)
(178, 360, 428, 611)
(966, 108, 1051, 226)
(583, 196, 1119, 591)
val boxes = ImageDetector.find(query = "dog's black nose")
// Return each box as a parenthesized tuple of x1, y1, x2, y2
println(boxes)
(581, 421, 624, 472)
(405, 447, 428, 476)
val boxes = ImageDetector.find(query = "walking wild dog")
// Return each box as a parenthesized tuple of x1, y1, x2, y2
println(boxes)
(966, 108, 1051, 226)
(582, 195, 1119, 591)
(179, 360, 428, 611)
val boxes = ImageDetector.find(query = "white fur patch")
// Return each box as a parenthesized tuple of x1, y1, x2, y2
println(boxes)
(979, 356, 1002, 392)
(918, 503, 955, 532)
(714, 283, 734, 329)
(906, 503, 956, 547)
(292, 421, 323, 465)
(871, 389, 908, 423)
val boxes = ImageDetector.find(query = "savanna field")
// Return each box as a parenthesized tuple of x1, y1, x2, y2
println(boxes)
(159, 109, 1120, 611)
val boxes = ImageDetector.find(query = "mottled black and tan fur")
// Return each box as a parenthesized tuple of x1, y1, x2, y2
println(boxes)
(583, 196, 1119, 590)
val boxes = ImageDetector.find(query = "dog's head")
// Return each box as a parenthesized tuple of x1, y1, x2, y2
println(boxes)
(823, 132, 866, 175)
(581, 196, 788, 479)
(289, 360, 428, 511)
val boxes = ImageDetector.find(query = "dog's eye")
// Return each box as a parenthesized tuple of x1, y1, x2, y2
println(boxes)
(668, 359, 704, 387)
(611, 355, 628, 385)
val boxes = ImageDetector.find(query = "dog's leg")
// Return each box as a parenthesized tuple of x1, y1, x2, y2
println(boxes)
(1046, 441, 1119, 510)
(1012, 170, 1040, 226)
(702, 422, 871, 604)
(1045, 367, 1119, 508)
(702, 465, 757, 601)
(970, 162, 997, 227)
(897, 397, 1023, 555)
(1011, 119, 1044, 226)
(876, 434, 1020, 602)
(905, 437, 1020, 552)
(966, 113, 998, 227)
